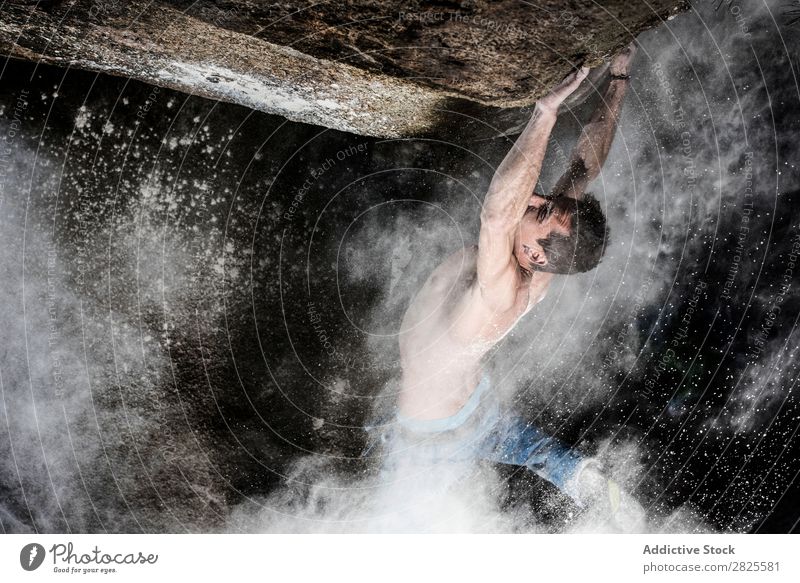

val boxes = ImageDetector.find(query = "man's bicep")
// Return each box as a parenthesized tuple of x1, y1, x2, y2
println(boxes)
(476, 221, 518, 309)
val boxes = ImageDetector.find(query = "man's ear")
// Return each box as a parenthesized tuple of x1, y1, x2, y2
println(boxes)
(531, 253, 547, 267)
(529, 193, 548, 206)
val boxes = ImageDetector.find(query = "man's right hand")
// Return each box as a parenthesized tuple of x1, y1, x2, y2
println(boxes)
(610, 42, 637, 77)
(537, 66, 589, 115)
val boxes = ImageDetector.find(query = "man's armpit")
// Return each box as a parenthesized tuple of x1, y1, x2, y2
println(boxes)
(475, 261, 520, 312)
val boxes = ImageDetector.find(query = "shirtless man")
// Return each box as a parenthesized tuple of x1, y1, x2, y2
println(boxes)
(368, 46, 643, 529)
(398, 45, 636, 421)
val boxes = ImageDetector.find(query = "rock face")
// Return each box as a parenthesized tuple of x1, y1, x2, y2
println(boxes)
(1, 0, 687, 137)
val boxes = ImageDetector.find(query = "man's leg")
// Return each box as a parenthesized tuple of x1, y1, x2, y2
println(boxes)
(365, 380, 584, 497)
(475, 410, 647, 531)
(476, 412, 585, 501)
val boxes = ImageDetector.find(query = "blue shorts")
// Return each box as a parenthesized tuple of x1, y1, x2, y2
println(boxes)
(362, 375, 586, 506)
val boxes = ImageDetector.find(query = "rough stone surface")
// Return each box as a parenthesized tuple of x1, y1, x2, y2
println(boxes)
(1, 0, 687, 137)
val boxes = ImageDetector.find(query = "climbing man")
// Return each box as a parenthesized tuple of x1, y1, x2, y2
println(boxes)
(366, 44, 645, 531)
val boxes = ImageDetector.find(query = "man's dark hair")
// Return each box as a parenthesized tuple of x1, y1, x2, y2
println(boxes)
(532, 193, 610, 274)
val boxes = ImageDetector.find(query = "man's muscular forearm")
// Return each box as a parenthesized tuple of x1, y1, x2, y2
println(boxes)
(551, 78, 630, 199)
(481, 67, 589, 226)
(552, 44, 636, 200)
(481, 105, 557, 224)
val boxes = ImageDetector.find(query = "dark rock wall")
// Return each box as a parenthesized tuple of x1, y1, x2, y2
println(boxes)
(169, 0, 687, 104)
(1, 0, 687, 137)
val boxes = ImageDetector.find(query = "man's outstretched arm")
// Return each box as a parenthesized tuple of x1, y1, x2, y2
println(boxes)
(551, 44, 636, 200)
(481, 67, 589, 225)
(475, 67, 589, 310)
